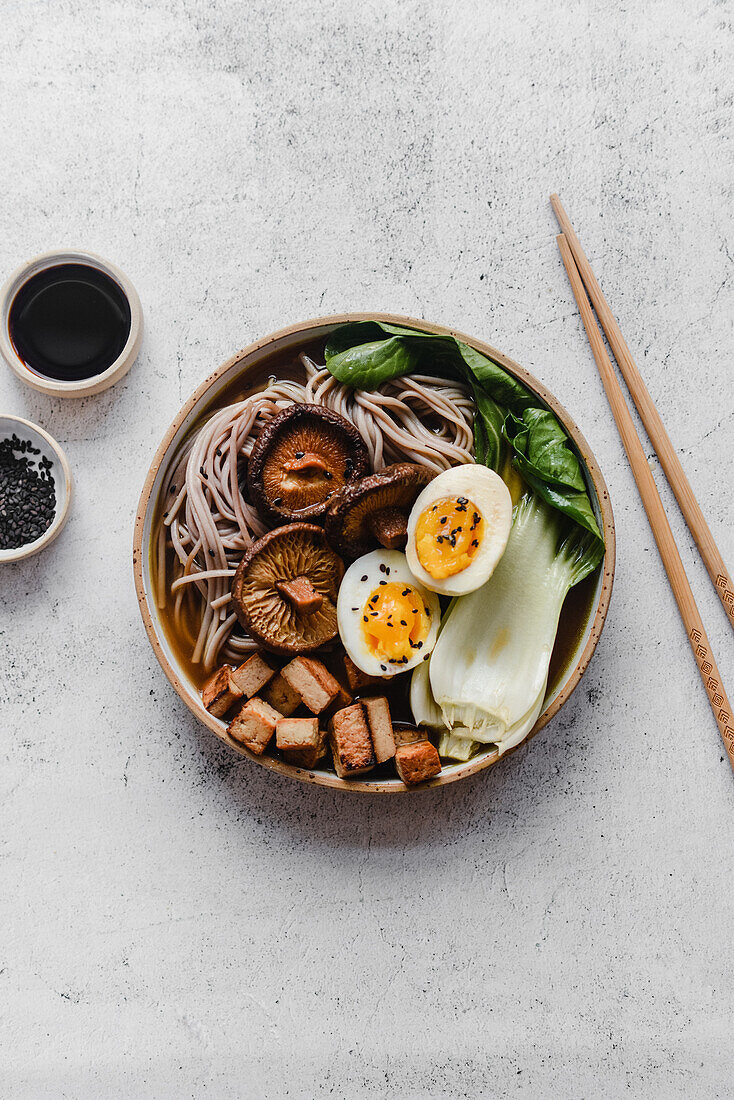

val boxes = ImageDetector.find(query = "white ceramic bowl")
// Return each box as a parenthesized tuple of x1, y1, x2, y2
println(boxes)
(0, 250, 143, 398)
(0, 414, 72, 562)
(134, 314, 616, 792)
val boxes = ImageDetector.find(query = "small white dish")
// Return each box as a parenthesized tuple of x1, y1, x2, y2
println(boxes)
(0, 414, 72, 562)
(0, 250, 143, 398)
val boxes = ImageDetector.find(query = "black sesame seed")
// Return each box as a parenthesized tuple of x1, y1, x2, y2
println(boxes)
(273, 497, 283, 506)
(379, 580, 387, 585)
(379, 563, 386, 573)
(457, 496, 468, 505)
(402, 588, 411, 597)
(324, 470, 332, 480)
(400, 620, 407, 626)
(295, 451, 305, 459)
(440, 516, 447, 524)
(380, 664, 387, 671)
(0, 436, 56, 549)
(361, 575, 368, 582)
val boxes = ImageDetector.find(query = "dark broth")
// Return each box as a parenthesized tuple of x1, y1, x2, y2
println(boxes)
(152, 339, 598, 734)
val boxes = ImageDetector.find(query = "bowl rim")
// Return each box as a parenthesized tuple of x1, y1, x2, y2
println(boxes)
(0, 413, 73, 562)
(0, 249, 143, 398)
(133, 312, 616, 792)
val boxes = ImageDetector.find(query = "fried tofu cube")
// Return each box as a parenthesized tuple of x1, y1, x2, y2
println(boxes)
(328, 702, 376, 778)
(341, 654, 381, 693)
(202, 664, 243, 718)
(392, 723, 426, 746)
(394, 739, 441, 785)
(276, 716, 319, 751)
(227, 697, 281, 755)
(229, 652, 275, 698)
(276, 716, 326, 769)
(323, 681, 354, 720)
(361, 695, 396, 763)
(261, 672, 302, 717)
(281, 656, 340, 715)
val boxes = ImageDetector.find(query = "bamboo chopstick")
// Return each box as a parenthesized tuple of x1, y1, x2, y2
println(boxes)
(551, 193, 734, 631)
(556, 232, 734, 772)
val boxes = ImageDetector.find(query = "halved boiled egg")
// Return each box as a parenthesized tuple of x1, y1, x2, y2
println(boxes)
(405, 465, 512, 596)
(336, 550, 441, 677)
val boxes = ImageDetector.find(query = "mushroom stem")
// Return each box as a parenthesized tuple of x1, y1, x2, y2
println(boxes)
(283, 452, 330, 476)
(276, 575, 324, 615)
(368, 507, 409, 550)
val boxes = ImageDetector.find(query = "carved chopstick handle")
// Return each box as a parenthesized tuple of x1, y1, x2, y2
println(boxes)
(688, 627, 734, 768)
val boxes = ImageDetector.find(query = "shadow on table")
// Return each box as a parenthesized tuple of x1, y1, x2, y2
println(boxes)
(180, 681, 594, 852)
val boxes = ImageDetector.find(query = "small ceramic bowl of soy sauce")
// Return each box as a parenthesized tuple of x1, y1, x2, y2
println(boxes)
(0, 414, 72, 562)
(0, 250, 143, 398)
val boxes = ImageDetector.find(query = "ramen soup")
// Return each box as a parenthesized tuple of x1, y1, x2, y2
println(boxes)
(151, 327, 602, 778)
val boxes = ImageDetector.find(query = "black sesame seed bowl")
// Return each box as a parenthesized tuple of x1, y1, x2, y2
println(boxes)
(0, 415, 72, 562)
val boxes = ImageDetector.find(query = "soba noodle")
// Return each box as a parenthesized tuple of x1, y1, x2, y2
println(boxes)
(155, 355, 475, 670)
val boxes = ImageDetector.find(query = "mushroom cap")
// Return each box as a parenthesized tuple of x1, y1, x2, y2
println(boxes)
(247, 403, 370, 525)
(324, 463, 435, 558)
(231, 523, 345, 655)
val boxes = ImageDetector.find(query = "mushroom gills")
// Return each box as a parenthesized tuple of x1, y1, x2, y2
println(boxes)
(247, 404, 370, 523)
(232, 523, 345, 656)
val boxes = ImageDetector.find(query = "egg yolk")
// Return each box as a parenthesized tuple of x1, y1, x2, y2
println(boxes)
(415, 497, 484, 579)
(360, 582, 430, 667)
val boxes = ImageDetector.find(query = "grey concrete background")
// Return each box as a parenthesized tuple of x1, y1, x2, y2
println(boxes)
(1, 1, 733, 1096)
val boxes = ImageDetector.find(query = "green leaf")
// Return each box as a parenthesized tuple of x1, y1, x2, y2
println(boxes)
(324, 321, 421, 360)
(470, 383, 505, 472)
(456, 342, 536, 413)
(504, 408, 586, 492)
(512, 457, 603, 545)
(325, 337, 424, 388)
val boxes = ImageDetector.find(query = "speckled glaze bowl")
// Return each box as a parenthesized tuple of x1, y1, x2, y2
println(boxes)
(133, 314, 615, 792)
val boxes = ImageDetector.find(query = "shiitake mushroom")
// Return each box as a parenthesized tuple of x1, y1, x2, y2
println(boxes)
(324, 463, 434, 559)
(232, 523, 345, 656)
(247, 404, 369, 525)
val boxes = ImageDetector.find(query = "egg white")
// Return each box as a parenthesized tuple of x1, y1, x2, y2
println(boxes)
(405, 464, 512, 596)
(336, 550, 441, 678)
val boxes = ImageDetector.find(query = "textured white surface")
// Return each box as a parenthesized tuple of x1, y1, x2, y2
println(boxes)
(1, 1, 733, 1096)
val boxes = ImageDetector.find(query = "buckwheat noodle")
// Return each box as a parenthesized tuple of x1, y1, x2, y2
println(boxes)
(155, 355, 474, 671)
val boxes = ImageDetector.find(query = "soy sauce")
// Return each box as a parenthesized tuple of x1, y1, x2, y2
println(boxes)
(9, 263, 131, 381)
